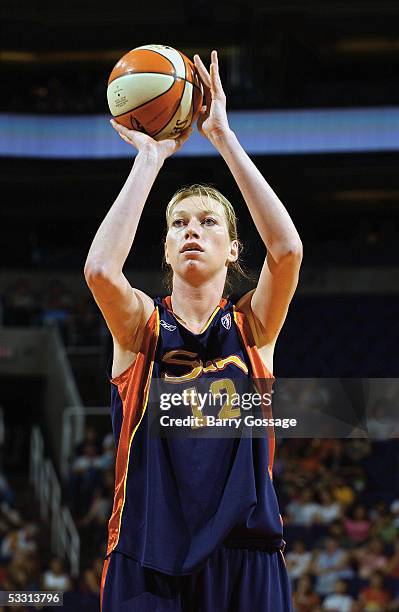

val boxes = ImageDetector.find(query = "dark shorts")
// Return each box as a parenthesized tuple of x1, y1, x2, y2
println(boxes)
(101, 546, 293, 612)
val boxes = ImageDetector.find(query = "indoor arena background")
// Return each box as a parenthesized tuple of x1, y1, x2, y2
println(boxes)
(0, 1, 398, 610)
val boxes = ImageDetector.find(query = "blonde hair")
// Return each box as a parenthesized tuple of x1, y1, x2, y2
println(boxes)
(163, 183, 250, 296)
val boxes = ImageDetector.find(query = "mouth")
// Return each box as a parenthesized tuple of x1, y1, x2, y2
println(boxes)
(180, 243, 204, 253)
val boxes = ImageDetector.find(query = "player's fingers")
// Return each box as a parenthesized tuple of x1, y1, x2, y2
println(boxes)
(110, 118, 123, 130)
(210, 50, 225, 98)
(202, 80, 212, 109)
(110, 119, 130, 136)
(174, 126, 193, 151)
(192, 105, 201, 124)
(178, 126, 194, 145)
(119, 133, 132, 145)
(193, 54, 211, 89)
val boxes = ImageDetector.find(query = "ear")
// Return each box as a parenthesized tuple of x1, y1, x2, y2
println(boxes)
(226, 239, 239, 264)
(164, 241, 170, 265)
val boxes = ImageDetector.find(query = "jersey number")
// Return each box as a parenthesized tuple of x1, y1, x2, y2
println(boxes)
(185, 378, 240, 428)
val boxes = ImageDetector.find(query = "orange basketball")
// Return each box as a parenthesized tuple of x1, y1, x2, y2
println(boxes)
(107, 44, 203, 141)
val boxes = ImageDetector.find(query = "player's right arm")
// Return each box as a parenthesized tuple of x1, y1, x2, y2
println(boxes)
(84, 121, 193, 376)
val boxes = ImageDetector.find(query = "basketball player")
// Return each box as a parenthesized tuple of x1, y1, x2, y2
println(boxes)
(85, 50, 302, 611)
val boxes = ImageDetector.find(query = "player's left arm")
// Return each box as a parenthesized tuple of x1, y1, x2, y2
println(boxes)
(194, 50, 303, 346)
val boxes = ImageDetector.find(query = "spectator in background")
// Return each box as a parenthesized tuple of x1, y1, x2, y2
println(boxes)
(316, 490, 342, 524)
(68, 443, 102, 516)
(343, 504, 371, 544)
(332, 476, 355, 508)
(322, 579, 354, 612)
(77, 482, 112, 548)
(373, 510, 397, 545)
(93, 433, 115, 471)
(42, 279, 73, 312)
(391, 498, 399, 528)
(42, 557, 72, 592)
(0, 549, 40, 605)
(74, 426, 102, 457)
(328, 520, 352, 550)
(355, 538, 388, 580)
(0, 523, 38, 562)
(81, 556, 103, 596)
(297, 441, 322, 478)
(2, 550, 30, 592)
(5, 279, 38, 326)
(292, 574, 321, 612)
(286, 540, 312, 581)
(347, 465, 366, 498)
(370, 500, 389, 522)
(311, 537, 353, 597)
(286, 488, 321, 527)
(41, 279, 73, 342)
(359, 572, 392, 611)
(385, 541, 399, 580)
(367, 398, 395, 440)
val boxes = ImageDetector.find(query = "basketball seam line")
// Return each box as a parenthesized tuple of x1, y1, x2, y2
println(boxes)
(177, 48, 194, 130)
(140, 47, 177, 78)
(109, 73, 201, 93)
(108, 47, 177, 86)
(152, 77, 189, 138)
(112, 79, 194, 126)
(112, 79, 177, 120)
(150, 48, 188, 139)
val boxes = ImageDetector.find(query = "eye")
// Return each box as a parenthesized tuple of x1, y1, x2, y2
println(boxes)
(203, 217, 217, 226)
(172, 219, 185, 227)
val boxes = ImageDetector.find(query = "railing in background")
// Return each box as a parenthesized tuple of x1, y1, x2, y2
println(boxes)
(30, 426, 80, 576)
(61, 406, 109, 480)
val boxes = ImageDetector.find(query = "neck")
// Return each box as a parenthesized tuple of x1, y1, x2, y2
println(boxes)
(170, 273, 226, 330)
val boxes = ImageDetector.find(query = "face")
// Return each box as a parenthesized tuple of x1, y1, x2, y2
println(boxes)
(325, 538, 337, 552)
(370, 574, 383, 588)
(335, 581, 346, 594)
(354, 505, 365, 519)
(293, 541, 304, 553)
(165, 196, 238, 285)
(50, 559, 63, 574)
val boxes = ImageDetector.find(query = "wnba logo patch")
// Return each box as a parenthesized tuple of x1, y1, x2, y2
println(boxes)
(221, 313, 231, 330)
(160, 320, 177, 332)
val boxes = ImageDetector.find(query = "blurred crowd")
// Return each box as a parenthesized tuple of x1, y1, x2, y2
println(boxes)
(67, 426, 114, 553)
(65, 432, 399, 610)
(1, 277, 103, 346)
(277, 438, 399, 611)
(0, 426, 108, 612)
(0, 426, 398, 610)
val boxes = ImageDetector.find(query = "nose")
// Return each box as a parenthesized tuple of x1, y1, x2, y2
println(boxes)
(184, 219, 201, 240)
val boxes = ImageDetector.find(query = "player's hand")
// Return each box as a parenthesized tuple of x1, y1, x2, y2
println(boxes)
(193, 50, 231, 142)
(110, 119, 193, 165)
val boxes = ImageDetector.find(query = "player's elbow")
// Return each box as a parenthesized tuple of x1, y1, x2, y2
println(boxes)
(84, 261, 113, 288)
(276, 240, 303, 264)
(285, 239, 303, 258)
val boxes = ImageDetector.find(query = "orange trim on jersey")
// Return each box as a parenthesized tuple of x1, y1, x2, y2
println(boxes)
(163, 295, 227, 334)
(233, 305, 276, 479)
(100, 555, 110, 612)
(106, 307, 160, 556)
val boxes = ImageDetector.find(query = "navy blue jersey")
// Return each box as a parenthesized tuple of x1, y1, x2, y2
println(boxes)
(106, 296, 284, 575)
